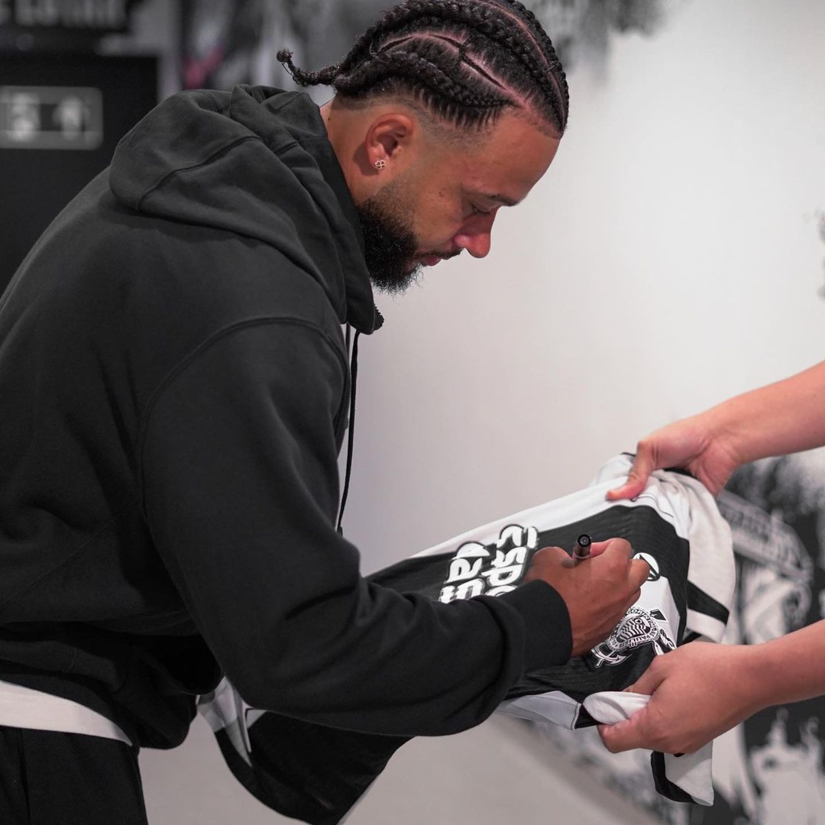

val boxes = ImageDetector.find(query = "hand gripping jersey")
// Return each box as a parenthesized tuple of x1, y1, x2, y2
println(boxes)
(198, 455, 734, 823)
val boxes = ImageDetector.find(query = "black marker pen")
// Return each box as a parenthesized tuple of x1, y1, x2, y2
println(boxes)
(563, 533, 593, 567)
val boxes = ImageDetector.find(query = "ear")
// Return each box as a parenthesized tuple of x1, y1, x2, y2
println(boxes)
(364, 111, 419, 173)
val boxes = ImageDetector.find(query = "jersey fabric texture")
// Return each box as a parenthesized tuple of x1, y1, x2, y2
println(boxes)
(199, 454, 735, 821)
(0, 85, 572, 756)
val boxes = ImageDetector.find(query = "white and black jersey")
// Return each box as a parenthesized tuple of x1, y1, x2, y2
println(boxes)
(199, 455, 734, 823)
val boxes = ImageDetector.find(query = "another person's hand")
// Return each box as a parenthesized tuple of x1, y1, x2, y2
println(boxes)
(525, 539, 650, 657)
(607, 413, 740, 500)
(597, 642, 763, 754)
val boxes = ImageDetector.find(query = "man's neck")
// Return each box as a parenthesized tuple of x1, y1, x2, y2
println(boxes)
(320, 98, 365, 205)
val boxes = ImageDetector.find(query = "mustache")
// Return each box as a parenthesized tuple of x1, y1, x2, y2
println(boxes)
(419, 249, 463, 261)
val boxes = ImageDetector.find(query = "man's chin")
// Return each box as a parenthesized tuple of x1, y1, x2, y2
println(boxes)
(370, 263, 423, 296)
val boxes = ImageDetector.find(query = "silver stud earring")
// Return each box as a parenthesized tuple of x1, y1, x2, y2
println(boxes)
(374, 159, 387, 171)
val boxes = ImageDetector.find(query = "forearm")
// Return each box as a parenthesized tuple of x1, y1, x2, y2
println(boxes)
(705, 359, 825, 465)
(747, 619, 825, 709)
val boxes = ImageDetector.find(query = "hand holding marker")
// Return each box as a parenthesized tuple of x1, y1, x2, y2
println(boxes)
(562, 533, 592, 568)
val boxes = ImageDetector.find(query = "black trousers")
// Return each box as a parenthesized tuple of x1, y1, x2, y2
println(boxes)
(0, 726, 149, 825)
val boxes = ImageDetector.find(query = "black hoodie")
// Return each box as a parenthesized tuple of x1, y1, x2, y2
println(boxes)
(0, 86, 571, 750)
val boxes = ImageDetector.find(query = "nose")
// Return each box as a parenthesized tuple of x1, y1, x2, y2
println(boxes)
(453, 213, 496, 259)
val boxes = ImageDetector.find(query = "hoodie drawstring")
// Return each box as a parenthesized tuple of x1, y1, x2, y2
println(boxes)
(337, 328, 360, 534)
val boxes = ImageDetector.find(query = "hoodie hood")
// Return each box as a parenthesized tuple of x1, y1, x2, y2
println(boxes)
(110, 85, 381, 334)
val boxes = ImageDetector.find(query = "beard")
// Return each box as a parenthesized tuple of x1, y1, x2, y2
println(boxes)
(355, 177, 422, 296)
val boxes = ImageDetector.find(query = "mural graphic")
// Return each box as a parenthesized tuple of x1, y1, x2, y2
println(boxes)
(535, 448, 825, 825)
(180, 0, 267, 90)
(179, 0, 683, 91)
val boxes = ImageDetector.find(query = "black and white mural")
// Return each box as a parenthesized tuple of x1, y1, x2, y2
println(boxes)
(536, 448, 825, 825)
(179, 0, 684, 91)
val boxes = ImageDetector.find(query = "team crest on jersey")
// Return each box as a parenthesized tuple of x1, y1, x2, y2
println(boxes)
(590, 606, 676, 667)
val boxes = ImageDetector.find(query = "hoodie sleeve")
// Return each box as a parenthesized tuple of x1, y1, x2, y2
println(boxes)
(139, 319, 571, 736)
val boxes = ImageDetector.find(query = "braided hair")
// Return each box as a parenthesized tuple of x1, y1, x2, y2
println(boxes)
(277, 0, 569, 137)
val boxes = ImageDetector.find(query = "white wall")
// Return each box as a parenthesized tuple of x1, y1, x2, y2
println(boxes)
(140, 1, 825, 822)
(346, 0, 825, 564)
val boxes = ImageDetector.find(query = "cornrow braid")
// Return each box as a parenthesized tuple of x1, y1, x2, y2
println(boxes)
(276, 0, 569, 136)
(498, 0, 570, 123)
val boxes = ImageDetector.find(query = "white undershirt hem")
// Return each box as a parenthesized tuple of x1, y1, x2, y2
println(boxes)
(0, 678, 132, 745)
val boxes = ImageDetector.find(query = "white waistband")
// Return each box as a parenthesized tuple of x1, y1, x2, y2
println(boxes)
(0, 679, 132, 745)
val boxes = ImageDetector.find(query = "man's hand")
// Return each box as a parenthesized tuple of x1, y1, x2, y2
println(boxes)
(606, 414, 740, 501)
(525, 538, 650, 657)
(597, 642, 763, 755)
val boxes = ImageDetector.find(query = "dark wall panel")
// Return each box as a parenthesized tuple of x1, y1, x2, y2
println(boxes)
(0, 54, 157, 293)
